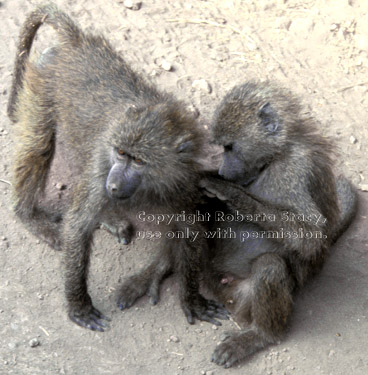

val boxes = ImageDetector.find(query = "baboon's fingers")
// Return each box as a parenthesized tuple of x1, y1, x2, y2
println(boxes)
(204, 299, 230, 320)
(206, 299, 226, 311)
(202, 309, 229, 321)
(198, 314, 222, 326)
(201, 190, 217, 198)
(212, 311, 230, 320)
(199, 178, 228, 201)
(182, 296, 229, 326)
(91, 307, 111, 322)
(89, 315, 109, 329)
(117, 301, 134, 310)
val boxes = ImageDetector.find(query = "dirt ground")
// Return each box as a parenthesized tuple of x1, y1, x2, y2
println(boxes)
(0, 0, 368, 374)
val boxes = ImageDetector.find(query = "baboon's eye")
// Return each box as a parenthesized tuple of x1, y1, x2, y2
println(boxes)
(134, 158, 145, 165)
(224, 144, 233, 152)
(117, 149, 126, 156)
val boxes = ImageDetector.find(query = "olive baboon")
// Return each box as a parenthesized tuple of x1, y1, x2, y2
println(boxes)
(8, 4, 227, 331)
(199, 81, 357, 368)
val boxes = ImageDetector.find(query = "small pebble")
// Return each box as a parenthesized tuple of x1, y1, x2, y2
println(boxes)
(350, 135, 358, 144)
(212, 325, 218, 330)
(247, 42, 258, 51)
(1, 236, 6, 241)
(55, 182, 66, 191)
(160, 60, 172, 71)
(123, 0, 142, 10)
(169, 335, 180, 343)
(328, 349, 336, 357)
(8, 342, 17, 350)
(358, 184, 368, 191)
(29, 338, 40, 347)
(192, 79, 212, 94)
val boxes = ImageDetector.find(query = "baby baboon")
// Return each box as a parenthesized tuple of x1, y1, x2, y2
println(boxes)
(8, 4, 227, 331)
(199, 81, 358, 368)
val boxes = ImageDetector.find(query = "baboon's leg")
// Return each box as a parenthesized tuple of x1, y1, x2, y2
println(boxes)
(62, 188, 110, 331)
(212, 253, 294, 368)
(12, 79, 61, 249)
(117, 240, 173, 308)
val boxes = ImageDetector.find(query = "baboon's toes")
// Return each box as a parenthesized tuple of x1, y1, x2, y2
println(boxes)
(116, 280, 144, 310)
(211, 340, 240, 368)
(147, 283, 160, 305)
(68, 306, 110, 332)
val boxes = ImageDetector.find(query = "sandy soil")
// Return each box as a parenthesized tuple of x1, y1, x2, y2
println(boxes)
(0, 0, 367, 374)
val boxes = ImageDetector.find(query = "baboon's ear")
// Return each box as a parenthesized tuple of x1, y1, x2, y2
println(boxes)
(177, 140, 194, 153)
(258, 102, 281, 134)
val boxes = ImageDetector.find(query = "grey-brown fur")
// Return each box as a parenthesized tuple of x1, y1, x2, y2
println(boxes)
(8, 3, 227, 331)
(199, 81, 358, 368)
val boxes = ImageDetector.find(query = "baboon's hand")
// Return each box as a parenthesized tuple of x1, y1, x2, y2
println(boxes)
(68, 305, 110, 332)
(100, 221, 133, 245)
(199, 177, 252, 212)
(182, 294, 229, 326)
(199, 177, 232, 201)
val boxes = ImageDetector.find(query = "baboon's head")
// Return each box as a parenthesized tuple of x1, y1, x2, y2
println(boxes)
(102, 102, 203, 205)
(211, 81, 301, 185)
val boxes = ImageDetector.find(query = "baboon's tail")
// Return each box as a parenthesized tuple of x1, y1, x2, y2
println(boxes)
(332, 175, 358, 243)
(7, 3, 81, 121)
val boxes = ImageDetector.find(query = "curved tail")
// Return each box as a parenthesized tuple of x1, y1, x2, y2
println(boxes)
(7, 3, 81, 121)
(332, 175, 358, 243)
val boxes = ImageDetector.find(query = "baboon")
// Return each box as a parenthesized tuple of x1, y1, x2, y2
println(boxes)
(8, 4, 227, 331)
(199, 81, 358, 368)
